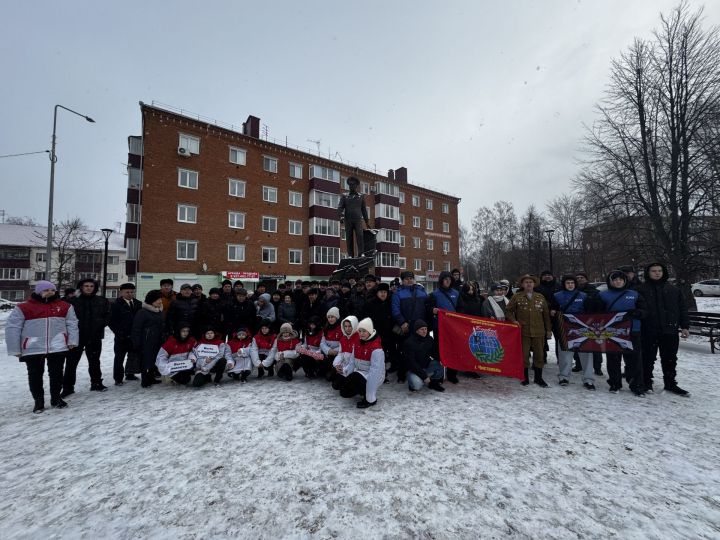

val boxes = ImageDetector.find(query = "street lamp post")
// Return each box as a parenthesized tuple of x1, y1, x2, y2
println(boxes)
(101, 228, 113, 298)
(46, 105, 95, 280)
(545, 229, 555, 275)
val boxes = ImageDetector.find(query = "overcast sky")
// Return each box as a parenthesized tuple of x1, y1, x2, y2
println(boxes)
(1, 0, 717, 232)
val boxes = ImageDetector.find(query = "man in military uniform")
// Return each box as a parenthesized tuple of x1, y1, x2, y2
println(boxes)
(338, 176, 370, 258)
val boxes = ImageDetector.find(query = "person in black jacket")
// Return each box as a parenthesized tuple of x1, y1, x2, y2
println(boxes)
(362, 283, 398, 374)
(195, 288, 225, 340)
(108, 283, 142, 385)
(131, 290, 165, 388)
(456, 282, 485, 317)
(637, 262, 690, 396)
(62, 279, 110, 396)
(404, 320, 445, 392)
(224, 288, 258, 337)
(165, 283, 200, 338)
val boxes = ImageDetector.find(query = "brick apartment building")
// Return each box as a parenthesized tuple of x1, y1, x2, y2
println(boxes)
(0, 224, 127, 301)
(125, 102, 460, 296)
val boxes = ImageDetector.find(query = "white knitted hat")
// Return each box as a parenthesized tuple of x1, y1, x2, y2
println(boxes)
(357, 317, 376, 339)
(326, 307, 340, 320)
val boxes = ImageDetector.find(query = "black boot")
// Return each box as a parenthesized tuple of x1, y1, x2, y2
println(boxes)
(240, 370, 250, 382)
(257, 366, 265, 379)
(125, 373, 139, 381)
(51, 397, 68, 408)
(357, 398, 377, 409)
(90, 381, 108, 392)
(665, 382, 690, 397)
(33, 398, 45, 414)
(428, 380, 446, 392)
(533, 367, 548, 388)
(141, 371, 154, 388)
(521, 368, 529, 386)
(267, 365, 275, 377)
(59, 387, 74, 398)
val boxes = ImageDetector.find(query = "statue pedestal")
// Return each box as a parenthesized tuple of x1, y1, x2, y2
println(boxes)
(331, 256, 374, 280)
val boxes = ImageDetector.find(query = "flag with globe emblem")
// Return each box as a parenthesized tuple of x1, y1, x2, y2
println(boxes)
(438, 310, 524, 380)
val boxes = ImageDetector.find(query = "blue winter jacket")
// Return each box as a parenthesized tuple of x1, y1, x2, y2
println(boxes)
(599, 289, 643, 332)
(391, 284, 428, 327)
(554, 290, 587, 314)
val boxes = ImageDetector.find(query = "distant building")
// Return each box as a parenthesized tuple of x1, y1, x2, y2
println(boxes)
(0, 224, 127, 301)
(124, 102, 461, 296)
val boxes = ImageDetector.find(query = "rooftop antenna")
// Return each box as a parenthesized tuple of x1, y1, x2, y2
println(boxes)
(261, 124, 269, 140)
(307, 138, 321, 156)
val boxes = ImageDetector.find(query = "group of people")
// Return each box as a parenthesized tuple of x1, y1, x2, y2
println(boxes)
(5, 262, 691, 414)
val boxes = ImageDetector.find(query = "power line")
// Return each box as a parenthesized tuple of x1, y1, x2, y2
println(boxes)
(0, 150, 50, 159)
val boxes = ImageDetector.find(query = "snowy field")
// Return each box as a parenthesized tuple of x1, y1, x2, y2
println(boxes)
(1, 312, 719, 539)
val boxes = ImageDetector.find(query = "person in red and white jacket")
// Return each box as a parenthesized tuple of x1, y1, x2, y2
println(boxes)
(6, 280, 79, 413)
(270, 323, 302, 381)
(192, 327, 232, 387)
(227, 326, 256, 382)
(155, 322, 197, 385)
(331, 315, 359, 391)
(340, 317, 385, 408)
(251, 319, 277, 378)
(320, 307, 343, 380)
(297, 316, 324, 378)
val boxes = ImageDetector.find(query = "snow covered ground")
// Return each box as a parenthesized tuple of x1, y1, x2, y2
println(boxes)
(695, 296, 720, 313)
(1, 315, 719, 539)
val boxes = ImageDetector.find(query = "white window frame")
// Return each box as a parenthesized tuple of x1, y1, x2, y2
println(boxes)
(399, 213, 405, 225)
(108, 255, 120, 265)
(177, 204, 197, 224)
(443, 222, 450, 233)
(310, 217, 340, 237)
(399, 235, 405, 248)
(227, 244, 245, 262)
(412, 195, 420, 207)
(312, 246, 341, 265)
(426, 260, 435, 271)
(176, 240, 197, 261)
(375, 252, 399, 268)
(414, 258, 422, 271)
(228, 211, 246, 229)
(262, 216, 278, 233)
(426, 198, 433, 210)
(375, 203, 399, 221)
(262, 246, 277, 263)
(443, 261, 451, 271)
(399, 191, 405, 204)
(289, 162, 303, 179)
(378, 229, 400, 244)
(262, 186, 278, 203)
(289, 191, 303, 207)
(426, 218, 434, 230)
(229, 178, 246, 198)
(0, 268, 30, 280)
(179, 133, 200, 154)
(263, 156, 278, 173)
(178, 168, 198, 189)
(310, 190, 341, 209)
(229, 146, 247, 165)
(289, 219, 303, 235)
(427, 239, 434, 250)
(127, 204, 141, 224)
(398, 257, 407, 269)
(412, 216, 420, 228)
(413, 237, 421, 249)
(310, 165, 340, 182)
(442, 202, 449, 214)
(288, 249, 303, 265)
(35, 252, 47, 262)
(443, 241, 450, 253)
(0, 290, 25, 301)
(106, 273, 119, 283)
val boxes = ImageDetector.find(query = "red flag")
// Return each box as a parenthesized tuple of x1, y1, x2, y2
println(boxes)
(438, 310, 524, 380)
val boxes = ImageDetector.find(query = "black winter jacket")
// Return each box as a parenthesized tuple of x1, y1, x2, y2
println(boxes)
(70, 293, 110, 341)
(362, 295, 395, 342)
(637, 263, 689, 334)
(222, 297, 257, 335)
(403, 332, 437, 380)
(131, 304, 165, 369)
(109, 297, 142, 340)
(165, 295, 201, 335)
(456, 292, 484, 317)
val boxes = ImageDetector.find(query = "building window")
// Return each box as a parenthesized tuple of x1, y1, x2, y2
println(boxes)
(262, 216, 278, 233)
(228, 211, 245, 229)
(289, 249, 302, 265)
(228, 244, 245, 262)
(179, 133, 200, 154)
(127, 203, 141, 224)
(128, 168, 142, 188)
(126, 238, 139, 260)
(443, 241, 450, 253)
(262, 247, 277, 263)
(444, 261, 451, 271)
(106, 289, 119, 299)
(399, 213, 405, 225)
(289, 220, 303, 235)
(178, 168, 198, 189)
(310, 165, 340, 182)
(426, 218, 433, 230)
(412, 237, 421, 249)
(289, 191, 303, 207)
(262, 186, 278, 203)
(263, 156, 278, 173)
(398, 257, 406, 269)
(229, 146, 247, 165)
(427, 239, 434, 250)
(310, 217, 340, 237)
(1, 290, 25, 301)
(107, 273, 119, 283)
(108, 255, 120, 265)
(414, 259, 422, 271)
(375, 252, 399, 268)
(35, 252, 46, 262)
(361, 182, 370, 194)
(176, 241, 197, 261)
(443, 222, 450, 233)
(34, 271, 46, 281)
(426, 260, 435, 271)
(0, 248, 30, 259)
(399, 235, 405, 248)
(375, 204, 399, 220)
(412, 216, 420, 228)
(312, 246, 340, 265)
(0, 268, 30, 280)
(378, 229, 399, 243)
(310, 190, 340, 209)
(289, 162, 303, 179)
(426, 198, 433, 210)
(399, 191, 405, 204)
(229, 179, 246, 197)
(442, 202, 449, 214)
(177, 204, 197, 223)
(374, 182, 399, 197)
(412, 195, 420, 207)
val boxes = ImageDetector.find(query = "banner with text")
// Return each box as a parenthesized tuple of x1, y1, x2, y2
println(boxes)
(560, 312, 633, 352)
(438, 310, 524, 380)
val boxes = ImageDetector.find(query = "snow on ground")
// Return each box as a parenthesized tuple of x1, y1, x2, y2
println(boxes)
(1, 325, 719, 539)
(695, 296, 720, 313)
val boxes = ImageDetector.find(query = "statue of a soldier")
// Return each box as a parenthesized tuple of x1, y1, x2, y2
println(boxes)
(338, 176, 370, 258)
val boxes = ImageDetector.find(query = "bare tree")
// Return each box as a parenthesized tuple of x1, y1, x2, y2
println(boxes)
(5, 215, 41, 226)
(576, 2, 720, 306)
(34, 218, 101, 290)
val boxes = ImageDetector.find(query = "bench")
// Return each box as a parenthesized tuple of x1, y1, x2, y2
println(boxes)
(688, 311, 720, 353)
